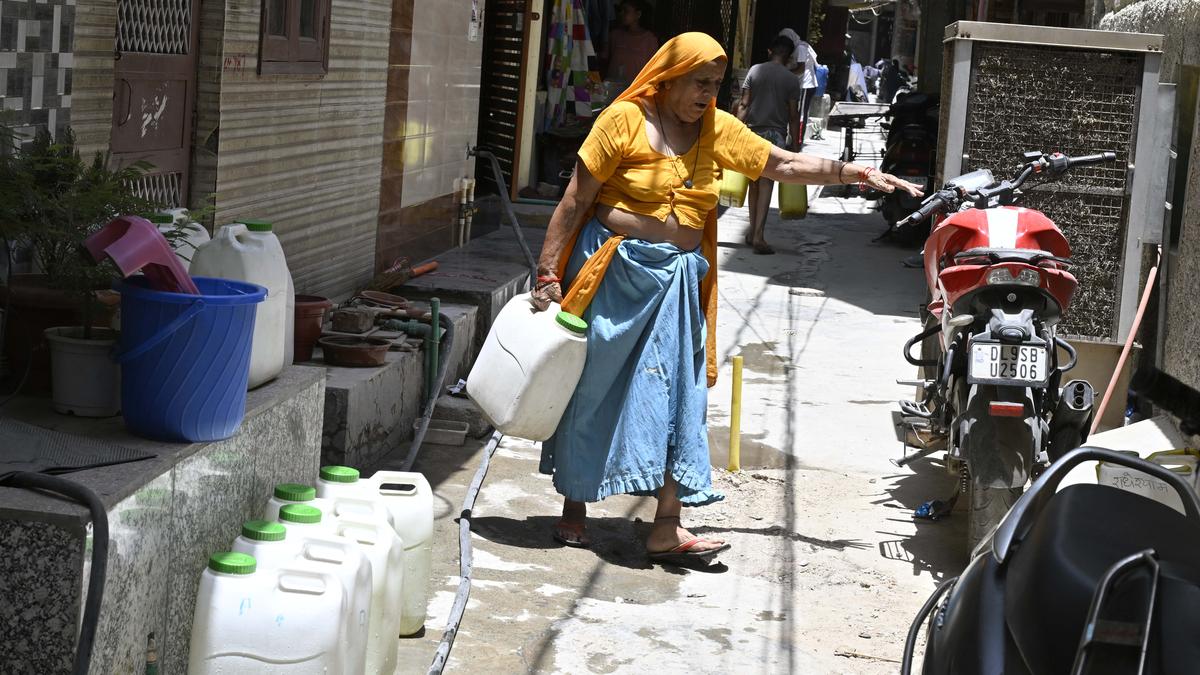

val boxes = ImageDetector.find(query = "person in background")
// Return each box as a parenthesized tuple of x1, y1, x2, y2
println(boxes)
(603, 0, 659, 94)
(736, 35, 802, 255)
(879, 59, 906, 104)
(778, 27, 820, 148)
(530, 33, 921, 564)
(846, 52, 868, 102)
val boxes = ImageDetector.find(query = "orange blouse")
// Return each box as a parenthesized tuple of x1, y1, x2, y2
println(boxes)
(576, 100, 773, 228)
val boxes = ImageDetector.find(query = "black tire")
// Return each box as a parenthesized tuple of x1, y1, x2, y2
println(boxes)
(967, 480, 1022, 555)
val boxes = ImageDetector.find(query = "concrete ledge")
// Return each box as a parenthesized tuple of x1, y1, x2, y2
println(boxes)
(398, 225, 545, 356)
(318, 302, 478, 470)
(0, 366, 325, 673)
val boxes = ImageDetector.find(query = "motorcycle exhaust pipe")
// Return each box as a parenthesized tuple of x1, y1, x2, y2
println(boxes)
(1047, 379, 1095, 462)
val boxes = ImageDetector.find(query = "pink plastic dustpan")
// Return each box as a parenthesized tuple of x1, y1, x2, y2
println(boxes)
(85, 215, 200, 294)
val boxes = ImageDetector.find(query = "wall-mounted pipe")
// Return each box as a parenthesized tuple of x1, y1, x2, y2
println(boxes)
(467, 147, 539, 288)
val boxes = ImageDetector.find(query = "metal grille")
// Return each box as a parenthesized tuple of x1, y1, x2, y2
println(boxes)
(964, 43, 1142, 338)
(130, 172, 183, 208)
(116, 0, 192, 55)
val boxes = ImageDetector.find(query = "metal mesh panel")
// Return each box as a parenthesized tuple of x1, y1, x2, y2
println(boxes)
(130, 172, 183, 208)
(964, 43, 1141, 338)
(117, 0, 192, 55)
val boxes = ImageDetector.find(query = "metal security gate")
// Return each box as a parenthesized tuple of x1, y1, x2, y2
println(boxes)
(476, 0, 527, 196)
(111, 0, 201, 207)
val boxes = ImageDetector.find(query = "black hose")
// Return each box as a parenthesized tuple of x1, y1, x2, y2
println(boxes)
(402, 313, 456, 473)
(467, 147, 539, 288)
(427, 430, 502, 675)
(3, 471, 108, 675)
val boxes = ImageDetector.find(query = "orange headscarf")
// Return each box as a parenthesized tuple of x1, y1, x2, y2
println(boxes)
(559, 32, 729, 387)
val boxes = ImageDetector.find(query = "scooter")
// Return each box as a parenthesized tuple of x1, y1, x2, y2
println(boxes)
(873, 92, 939, 246)
(893, 150, 1117, 551)
(901, 366, 1200, 675)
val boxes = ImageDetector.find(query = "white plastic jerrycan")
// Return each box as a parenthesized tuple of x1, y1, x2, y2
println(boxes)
(264, 481, 390, 525)
(334, 515, 405, 675)
(269, 506, 373, 673)
(152, 210, 210, 272)
(466, 293, 588, 440)
(187, 551, 345, 674)
(317, 466, 434, 636)
(189, 221, 294, 388)
(272, 497, 403, 667)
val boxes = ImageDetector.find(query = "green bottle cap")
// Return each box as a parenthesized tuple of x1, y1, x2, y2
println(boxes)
(320, 465, 360, 483)
(273, 483, 316, 502)
(555, 312, 588, 334)
(241, 520, 287, 542)
(147, 213, 175, 225)
(242, 219, 273, 232)
(279, 504, 322, 524)
(208, 551, 257, 575)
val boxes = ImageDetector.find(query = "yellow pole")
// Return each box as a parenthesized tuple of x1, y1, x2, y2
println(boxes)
(729, 356, 743, 472)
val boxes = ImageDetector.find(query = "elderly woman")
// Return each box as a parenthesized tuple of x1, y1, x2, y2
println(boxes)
(533, 33, 920, 565)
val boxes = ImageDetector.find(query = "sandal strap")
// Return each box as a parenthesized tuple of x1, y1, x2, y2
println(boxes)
(654, 515, 681, 521)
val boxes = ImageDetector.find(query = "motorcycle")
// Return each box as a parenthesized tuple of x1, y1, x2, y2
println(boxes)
(871, 92, 939, 246)
(901, 366, 1200, 675)
(893, 150, 1118, 550)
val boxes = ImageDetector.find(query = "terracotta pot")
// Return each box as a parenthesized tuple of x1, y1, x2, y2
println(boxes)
(0, 274, 118, 395)
(293, 295, 333, 363)
(44, 326, 121, 417)
(318, 336, 391, 367)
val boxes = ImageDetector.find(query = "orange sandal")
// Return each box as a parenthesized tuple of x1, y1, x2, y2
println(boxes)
(647, 538, 731, 565)
(552, 520, 591, 548)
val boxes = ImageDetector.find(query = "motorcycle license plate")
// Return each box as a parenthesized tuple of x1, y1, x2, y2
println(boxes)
(969, 342, 1049, 385)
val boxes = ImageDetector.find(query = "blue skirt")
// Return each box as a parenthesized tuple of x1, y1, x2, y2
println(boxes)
(539, 218, 723, 507)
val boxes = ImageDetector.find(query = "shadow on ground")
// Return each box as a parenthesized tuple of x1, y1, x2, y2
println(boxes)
(873, 456, 968, 580)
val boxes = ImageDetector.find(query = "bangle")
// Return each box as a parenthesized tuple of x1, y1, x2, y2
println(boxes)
(836, 161, 847, 185)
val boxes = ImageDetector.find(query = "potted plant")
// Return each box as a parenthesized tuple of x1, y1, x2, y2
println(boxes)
(0, 126, 159, 414)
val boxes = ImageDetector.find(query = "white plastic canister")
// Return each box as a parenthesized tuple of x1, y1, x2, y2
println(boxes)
(466, 293, 588, 440)
(269, 506, 373, 673)
(189, 221, 293, 388)
(154, 209, 210, 272)
(187, 551, 345, 674)
(317, 466, 435, 636)
(335, 515, 405, 674)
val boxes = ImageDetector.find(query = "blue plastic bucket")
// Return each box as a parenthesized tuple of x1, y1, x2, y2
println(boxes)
(115, 276, 266, 442)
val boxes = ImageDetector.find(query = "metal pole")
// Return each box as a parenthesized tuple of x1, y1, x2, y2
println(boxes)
(729, 356, 743, 472)
(427, 297, 441, 402)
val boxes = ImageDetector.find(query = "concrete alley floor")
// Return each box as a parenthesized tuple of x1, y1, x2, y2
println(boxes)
(391, 132, 968, 674)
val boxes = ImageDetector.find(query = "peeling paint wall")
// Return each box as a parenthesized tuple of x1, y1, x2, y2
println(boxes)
(1093, 0, 1200, 393)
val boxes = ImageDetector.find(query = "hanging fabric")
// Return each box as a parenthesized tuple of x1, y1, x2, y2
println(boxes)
(544, 0, 600, 130)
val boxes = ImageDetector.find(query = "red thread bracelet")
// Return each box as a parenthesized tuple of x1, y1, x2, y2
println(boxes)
(537, 275, 561, 285)
(858, 167, 876, 184)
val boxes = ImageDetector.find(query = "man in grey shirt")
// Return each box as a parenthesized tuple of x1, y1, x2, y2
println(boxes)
(737, 35, 802, 254)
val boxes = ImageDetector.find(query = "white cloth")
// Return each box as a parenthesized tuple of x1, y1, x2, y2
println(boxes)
(779, 28, 819, 89)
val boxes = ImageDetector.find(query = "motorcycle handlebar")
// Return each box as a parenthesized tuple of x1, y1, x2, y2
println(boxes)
(1067, 151, 1118, 167)
(899, 190, 953, 228)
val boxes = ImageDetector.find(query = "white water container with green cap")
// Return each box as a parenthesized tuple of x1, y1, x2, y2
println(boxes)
(189, 220, 293, 388)
(466, 293, 588, 441)
(263, 481, 406, 674)
(317, 465, 434, 636)
(186, 550, 347, 674)
(265, 505, 373, 673)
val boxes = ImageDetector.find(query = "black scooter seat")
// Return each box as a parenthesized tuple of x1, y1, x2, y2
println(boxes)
(1005, 483, 1200, 675)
